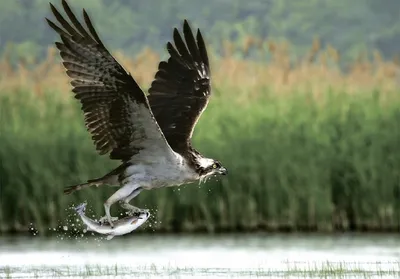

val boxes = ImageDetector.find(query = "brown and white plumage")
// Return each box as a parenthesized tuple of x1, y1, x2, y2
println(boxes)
(46, 0, 227, 227)
(46, 1, 173, 162)
(148, 21, 211, 156)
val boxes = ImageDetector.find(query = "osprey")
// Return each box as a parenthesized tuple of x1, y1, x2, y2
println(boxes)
(46, 0, 227, 227)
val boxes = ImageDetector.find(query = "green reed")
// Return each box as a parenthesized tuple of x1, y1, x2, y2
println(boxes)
(1, 88, 400, 233)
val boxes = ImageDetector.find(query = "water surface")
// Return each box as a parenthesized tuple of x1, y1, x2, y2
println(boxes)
(1, 233, 399, 278)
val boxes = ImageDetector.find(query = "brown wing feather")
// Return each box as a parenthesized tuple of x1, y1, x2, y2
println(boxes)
(147, 20, 211, 155)
(47, 0, 171, 162)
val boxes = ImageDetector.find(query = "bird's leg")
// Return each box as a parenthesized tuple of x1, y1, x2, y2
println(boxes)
(100, 184, 137, 228)
(119, 186, 147, 216)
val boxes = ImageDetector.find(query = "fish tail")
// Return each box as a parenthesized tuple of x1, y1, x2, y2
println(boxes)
(63, 179, 101, 195)
(74, 202, 87, 216)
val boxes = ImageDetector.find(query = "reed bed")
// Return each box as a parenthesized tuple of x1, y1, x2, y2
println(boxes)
(0, 40, 400, 234)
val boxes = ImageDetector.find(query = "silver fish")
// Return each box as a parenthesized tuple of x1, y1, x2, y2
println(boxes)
(74, 202, 150, 240)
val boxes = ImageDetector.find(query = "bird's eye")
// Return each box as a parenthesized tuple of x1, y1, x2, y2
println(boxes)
(212, 164, 217, 169)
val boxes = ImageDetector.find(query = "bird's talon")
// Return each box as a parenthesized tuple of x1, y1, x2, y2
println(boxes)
(99, 216, 118, 225)
(125, 211, 136, 216)
(139, 209, 149, 216)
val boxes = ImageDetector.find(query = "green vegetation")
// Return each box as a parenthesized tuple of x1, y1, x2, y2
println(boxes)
(1, 261, 399, 278)
(1, 10, 399, 232)
(1, 0, 400, 63)
(1, 85, 400, 233)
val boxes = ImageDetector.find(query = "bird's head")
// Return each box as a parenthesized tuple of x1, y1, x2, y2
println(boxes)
(196, 157, 228, 179)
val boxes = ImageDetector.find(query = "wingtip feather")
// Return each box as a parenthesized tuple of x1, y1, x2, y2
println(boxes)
(183, 19, 191, 29)
(82, 8, 103, 45)
(49, 2, 56, 10)
(49, 2, 62, 18)
(61, 0, 69, 8)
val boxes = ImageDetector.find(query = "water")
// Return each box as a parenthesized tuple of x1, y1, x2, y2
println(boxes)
(1, 233, 399, 278)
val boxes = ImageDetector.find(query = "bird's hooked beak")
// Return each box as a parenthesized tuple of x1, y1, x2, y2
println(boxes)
(218, 167, 228, 175)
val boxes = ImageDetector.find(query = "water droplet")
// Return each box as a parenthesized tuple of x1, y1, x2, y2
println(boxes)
(63, 226, 68, 231)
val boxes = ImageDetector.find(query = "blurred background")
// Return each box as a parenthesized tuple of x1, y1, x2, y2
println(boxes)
(0, 0, 400, 277)
(1, 0, 400, 234)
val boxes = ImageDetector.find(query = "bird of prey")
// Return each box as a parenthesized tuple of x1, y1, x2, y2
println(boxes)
(46, 0, 228, 227)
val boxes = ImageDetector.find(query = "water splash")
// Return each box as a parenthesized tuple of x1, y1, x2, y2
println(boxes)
(29, 223, 38, 236)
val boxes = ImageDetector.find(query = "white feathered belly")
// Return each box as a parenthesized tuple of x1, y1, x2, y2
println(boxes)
(122, 154, 199, 189)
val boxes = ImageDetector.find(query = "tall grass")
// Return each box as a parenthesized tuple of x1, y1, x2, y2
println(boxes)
(0, 40, 400, 233)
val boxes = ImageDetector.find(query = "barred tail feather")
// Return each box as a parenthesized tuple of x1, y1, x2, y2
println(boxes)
(64, 166, 122, 194)
(63, 179, 100, 195)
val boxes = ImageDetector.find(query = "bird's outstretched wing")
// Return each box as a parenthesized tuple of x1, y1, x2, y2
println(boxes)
(147, 20, 211, 156)
(46, 0, 173, 162)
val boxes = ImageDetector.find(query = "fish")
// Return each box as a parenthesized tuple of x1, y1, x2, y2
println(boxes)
(74, 202, 150, 240)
